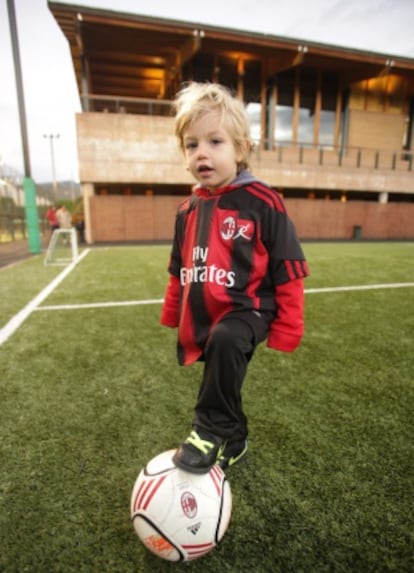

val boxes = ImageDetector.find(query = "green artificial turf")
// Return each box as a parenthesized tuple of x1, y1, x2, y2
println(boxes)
(0, 243, 413, 572)
(0, 254, 62, 326)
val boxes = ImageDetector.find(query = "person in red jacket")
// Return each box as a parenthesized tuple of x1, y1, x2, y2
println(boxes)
(161, 82, 309, 474)
(46, 205, 59, 231)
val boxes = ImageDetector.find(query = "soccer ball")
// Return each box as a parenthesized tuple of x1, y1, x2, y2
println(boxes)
(130, 449, 232, 562)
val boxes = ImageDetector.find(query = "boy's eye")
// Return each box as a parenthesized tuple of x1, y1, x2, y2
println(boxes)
(211, 138, 222, 145)
(185, 141, 197, 150)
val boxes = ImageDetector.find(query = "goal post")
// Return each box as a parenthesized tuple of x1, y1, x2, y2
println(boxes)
(44, 228, 79, 266)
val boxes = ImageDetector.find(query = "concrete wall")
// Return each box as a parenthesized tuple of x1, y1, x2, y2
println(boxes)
(347, 109, 405, 151)
(77, 113, 192, 185)
(77, 113, 414, 194)
(88, 195, 414, 242)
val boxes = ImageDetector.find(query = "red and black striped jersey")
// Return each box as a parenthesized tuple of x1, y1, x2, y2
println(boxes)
(161, 170, 309, 365)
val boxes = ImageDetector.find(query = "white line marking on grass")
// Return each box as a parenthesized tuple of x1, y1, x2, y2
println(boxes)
(305, 282, 414, 294)
(0, 249, 90, 346)
(37, 299, 165, 311)
(33, 281, 414, 313)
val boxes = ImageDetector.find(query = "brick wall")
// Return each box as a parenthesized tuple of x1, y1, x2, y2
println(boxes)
(287, 200, 414, 239)
(89, 195, 183, 242)
(89, 195, 414, 242)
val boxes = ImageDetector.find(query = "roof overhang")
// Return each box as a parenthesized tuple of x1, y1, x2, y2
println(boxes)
(48, 1, 414, 100)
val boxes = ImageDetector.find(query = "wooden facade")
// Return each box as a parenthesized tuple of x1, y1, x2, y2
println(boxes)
(49, 2, 414, 242)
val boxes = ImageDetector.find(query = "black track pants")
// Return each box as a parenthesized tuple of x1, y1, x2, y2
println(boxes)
(193, 312, 271, 442)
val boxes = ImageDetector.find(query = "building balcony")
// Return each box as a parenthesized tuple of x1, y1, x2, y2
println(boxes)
(76, 107, 414, 197)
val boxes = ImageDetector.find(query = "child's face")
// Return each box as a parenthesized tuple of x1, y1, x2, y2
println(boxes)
(182, 111, 242, 192)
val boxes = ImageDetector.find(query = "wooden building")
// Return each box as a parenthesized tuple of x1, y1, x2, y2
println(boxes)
(49, 1, 414, 242)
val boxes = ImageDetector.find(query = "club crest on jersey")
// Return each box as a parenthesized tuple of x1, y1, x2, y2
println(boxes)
(220, 216, 254, 241)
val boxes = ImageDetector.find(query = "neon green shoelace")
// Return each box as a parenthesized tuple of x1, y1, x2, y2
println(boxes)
(185, 430, 216, 454)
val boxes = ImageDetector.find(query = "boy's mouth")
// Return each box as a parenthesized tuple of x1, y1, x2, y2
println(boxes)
(197, 165, 213, 174)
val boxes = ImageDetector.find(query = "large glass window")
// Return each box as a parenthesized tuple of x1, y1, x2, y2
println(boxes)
(298, 71, 317, 146)
(319, 110, 336, 147)
(297, 107, 314, 146)
(273, 69, 338, 147)
(246, 102, 261, 144)
(274, 72, 294, 144)
(275, 105, 294, 144)
(319, 72, 339, 148)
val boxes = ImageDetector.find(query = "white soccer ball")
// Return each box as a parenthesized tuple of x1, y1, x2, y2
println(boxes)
(130, 449, 232, 562)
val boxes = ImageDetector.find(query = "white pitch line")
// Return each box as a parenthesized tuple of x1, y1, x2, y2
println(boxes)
(2, 280, 413, 345)
(36, 298, 165, 311)
(33, 281, 414, 313)
(305, 282, 414, 294)
(0, 249, 90, 346)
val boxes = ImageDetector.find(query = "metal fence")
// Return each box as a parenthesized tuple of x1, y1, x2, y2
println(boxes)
(0, 214, 49, 243)
(0, 214, 26, 242)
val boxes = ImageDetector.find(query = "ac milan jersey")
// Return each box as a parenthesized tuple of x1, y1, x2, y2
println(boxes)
(162, 170, 309, 365)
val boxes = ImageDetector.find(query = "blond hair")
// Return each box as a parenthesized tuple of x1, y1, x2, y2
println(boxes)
(173, 82, 252, 172)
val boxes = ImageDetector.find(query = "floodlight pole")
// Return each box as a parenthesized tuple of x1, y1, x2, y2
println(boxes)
(6, 0, 41, 253)
(43, 133, 60, 202)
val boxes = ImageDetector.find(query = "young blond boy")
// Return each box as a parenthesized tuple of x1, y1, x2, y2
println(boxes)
(161, 82, 309, 473)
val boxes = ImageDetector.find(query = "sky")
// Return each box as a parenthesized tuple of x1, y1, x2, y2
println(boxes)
(1, 0, 414, 184)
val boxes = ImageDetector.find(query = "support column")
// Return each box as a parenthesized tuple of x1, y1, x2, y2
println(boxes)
(313, 71, 322, 145)
(268, 83, 277, 150)
(82, 183, 95, 244)
(292, 68, 300, 144)
(379, 192, 389, 203)
(237, 58, 244, 101)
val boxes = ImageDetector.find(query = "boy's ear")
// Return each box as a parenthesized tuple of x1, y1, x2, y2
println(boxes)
(236, 139, 251, 162)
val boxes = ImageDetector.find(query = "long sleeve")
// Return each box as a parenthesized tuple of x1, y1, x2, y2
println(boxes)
(266, 277, 305, 352)
(160, 274, 180, 327)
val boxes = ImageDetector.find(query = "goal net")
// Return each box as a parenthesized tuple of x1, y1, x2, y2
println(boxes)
(44, 228, 79, 266)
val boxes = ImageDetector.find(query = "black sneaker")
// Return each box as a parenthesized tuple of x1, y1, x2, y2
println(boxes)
(216, 439, 248, 470)
(173, 429, 225, 474)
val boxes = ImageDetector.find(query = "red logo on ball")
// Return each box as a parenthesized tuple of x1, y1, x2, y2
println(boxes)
(181, 492, 198, 518)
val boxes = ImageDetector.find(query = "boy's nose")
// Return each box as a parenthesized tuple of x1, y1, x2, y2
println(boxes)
(196, 142, 208, 158)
